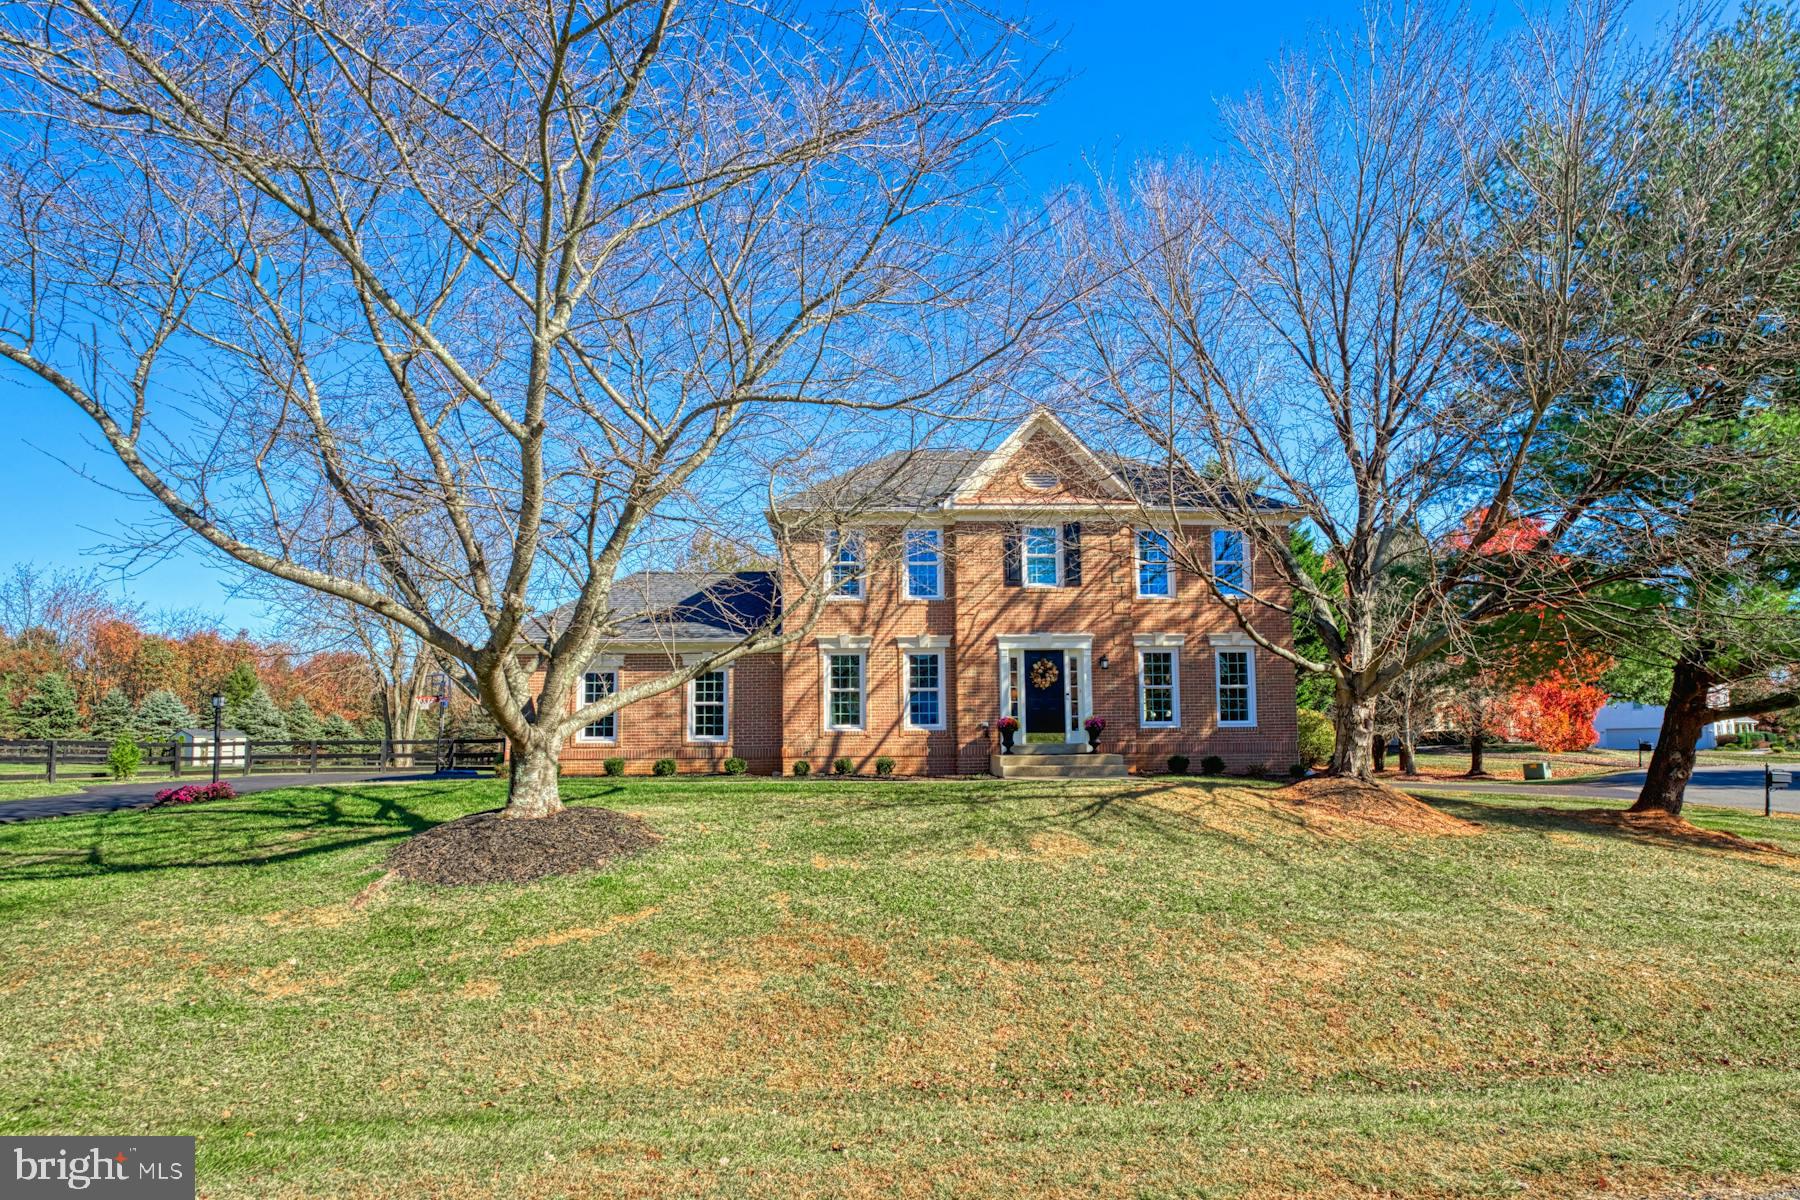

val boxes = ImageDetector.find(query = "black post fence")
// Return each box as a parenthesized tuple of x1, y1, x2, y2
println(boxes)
(0, 737, 505, 782)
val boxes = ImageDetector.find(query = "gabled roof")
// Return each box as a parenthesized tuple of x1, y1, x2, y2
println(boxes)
(531, 570, 779, 646)
(780, 410, 1287, 515)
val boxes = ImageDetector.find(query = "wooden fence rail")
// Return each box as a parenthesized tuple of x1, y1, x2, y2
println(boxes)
(0, 738, 505, 783)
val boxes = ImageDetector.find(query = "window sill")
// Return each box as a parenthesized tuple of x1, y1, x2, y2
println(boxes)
(687, 736, 729, 745)
(575, 735, 618, 745)
(823, 726, 867, 734)
(1217, 721, 1258, 730)
(1140, 721, 1180, 730)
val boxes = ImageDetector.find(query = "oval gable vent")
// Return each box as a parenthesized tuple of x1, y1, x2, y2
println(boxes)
(1022, 470, 1060, 491)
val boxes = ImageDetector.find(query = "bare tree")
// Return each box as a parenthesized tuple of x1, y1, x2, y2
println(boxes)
(0, 0, 1059, 817)
(1060, 2, 1788, 783)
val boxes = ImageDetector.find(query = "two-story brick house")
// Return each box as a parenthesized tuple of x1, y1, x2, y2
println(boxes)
(548, 411, 1298, 778)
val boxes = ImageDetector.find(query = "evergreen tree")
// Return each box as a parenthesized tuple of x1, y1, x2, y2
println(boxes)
(1288, 527, 1344, 713)
(319, 712, 359, 741)
(0, 691, 19, 739)
(228, 686, 289, 743)
(89, 687, 139, 741)
(18, 673, 82, 739)
(220, 662, 259, 710)
(134, 689, 198, 741)
(284, 696, 322, 743)
(357, 714, 387, 741)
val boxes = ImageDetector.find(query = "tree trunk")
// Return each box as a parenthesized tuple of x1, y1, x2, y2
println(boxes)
(1398, 724, 1418, 777)
(1328, 691, 1378, 779)
(1466, 726, 1490, 778)
(1370, 732, 1387, 774)
(1630, 656, 1713, 816)
(504, 735, 567, 819)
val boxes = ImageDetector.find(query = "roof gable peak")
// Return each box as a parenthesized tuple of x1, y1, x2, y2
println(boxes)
(949, 409, 1129, 505)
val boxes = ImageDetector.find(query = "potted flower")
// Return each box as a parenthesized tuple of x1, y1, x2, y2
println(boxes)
(995, 716, 1020, 754)
(1084, 715, 1106, 752)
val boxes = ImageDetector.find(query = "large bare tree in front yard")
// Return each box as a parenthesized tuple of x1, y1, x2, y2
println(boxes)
(1064, 1, 1794, 781)
(0, 0, 1057, 816)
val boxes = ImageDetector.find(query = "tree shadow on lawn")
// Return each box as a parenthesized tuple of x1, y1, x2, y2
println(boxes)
(1416, 791, 1798, 865)
(0, 783, 450, 883)
(735, 777, 1335, 867)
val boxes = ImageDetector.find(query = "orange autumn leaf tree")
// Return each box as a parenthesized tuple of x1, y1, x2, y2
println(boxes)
(1515, 670, 1609, 752)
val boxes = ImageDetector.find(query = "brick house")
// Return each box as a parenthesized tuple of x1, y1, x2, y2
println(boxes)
(545, 411, 1298, 778)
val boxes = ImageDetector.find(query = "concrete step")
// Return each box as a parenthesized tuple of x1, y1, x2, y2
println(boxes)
(991, 753, 1127, 779)
(1003, 741, 1095, 756)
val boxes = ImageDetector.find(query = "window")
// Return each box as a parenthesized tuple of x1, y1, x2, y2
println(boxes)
(1137, 530, 1172, 597)
(1217, 649, 1256, 725)
(905, 530, 942, 600)
(1023, 525, 1060, 587)
(1212, 529, 1247, 596)
(905, 652, 943, 729)
(826, 653, 865, 730)
(580, 671, 616, 741)
(828, 531, 863, 598)
(688, 670, 727, 741)
(1139, 649, 1179, 727)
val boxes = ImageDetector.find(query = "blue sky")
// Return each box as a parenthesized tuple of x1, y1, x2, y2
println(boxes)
(0, 0, 1682, 634)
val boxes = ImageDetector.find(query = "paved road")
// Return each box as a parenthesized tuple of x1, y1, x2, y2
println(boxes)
(1411, 761, 1800, 816)
(0, 769, 437, 824)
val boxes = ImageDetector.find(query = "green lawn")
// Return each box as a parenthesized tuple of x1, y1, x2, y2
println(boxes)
(0, 779, 86, 802)
(2, 776, 1798, 1198)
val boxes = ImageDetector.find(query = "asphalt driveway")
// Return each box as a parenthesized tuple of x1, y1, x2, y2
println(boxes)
(1413, 761, 1800, 816)
(0, 769, 436, 823)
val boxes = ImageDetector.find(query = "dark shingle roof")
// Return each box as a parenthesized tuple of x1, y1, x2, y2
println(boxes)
(781, 449, 986, 510)
(532, 570, 779, 645)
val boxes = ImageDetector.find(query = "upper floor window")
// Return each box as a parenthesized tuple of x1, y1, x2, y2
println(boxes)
(580, 670, 616, 741)
(688, 670, 727, 741)
(1212, 529, 1247, 596)
(905, 529, 943, 600)
(1023, 525, 1061, 587)
(1217, 649, 1256, 726)
(1137, 530, 1172, 597)
(827, 531, 863, 598)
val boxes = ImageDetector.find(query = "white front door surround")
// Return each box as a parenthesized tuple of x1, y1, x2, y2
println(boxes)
(996, 633, 1092, 745)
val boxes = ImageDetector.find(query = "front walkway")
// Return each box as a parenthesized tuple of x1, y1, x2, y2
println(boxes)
(0, 769, 433, 824)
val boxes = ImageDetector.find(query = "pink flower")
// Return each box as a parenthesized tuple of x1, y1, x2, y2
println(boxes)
(994, 716, 1020, 733)
(1084, 716, 1106, 733)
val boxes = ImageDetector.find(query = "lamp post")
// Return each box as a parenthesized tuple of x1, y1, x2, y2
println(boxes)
(210, 692, 225, 785)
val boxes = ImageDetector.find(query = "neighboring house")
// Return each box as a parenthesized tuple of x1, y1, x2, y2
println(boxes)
(531, 410, 1299, 777)
(1593, 699, 1758, 751)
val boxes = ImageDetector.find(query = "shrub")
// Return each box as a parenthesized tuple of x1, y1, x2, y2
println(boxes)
(1167, 754, 1190, 775)
(652, 758, 677, 776)
(1289, 762, 1307, 778)
(602, 757, 625, 777)
(1201, 754, 1226, 776)
(791, 759, 811, 776)
(833, 757, 854, 776)
(875, 756, 895, 776)
(723, 756, 747, 775)
(107, 736, 142, 780)
(154, 780, 237, 806)
(1296, 708, 1334, 767)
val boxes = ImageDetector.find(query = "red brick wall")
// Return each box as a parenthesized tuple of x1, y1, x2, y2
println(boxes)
(537, 651, 784, 776)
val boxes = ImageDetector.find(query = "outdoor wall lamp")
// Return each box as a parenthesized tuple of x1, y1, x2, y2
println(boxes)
(1098, 655, 1109, 670)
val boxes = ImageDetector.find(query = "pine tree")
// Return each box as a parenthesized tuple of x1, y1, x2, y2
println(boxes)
(221, 662, 259, 710)
(284, 696, 322, 743)
(135, 689, 198, 741)
(90, 687, 139, 742)
(319, 712, 359, 741)
(19, 673, 83, 739)
(358, 714, 387, 741)
(228, 686, 289, 744)
(0, 691, 19, 739)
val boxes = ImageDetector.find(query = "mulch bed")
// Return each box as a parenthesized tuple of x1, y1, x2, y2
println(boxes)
(1525, 806, 1790, 856)
(1277, 776, 1483, 837)
(387, 806, 658, 886)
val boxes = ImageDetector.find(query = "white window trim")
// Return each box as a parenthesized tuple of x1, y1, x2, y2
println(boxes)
(1021, 524, 1062, 588)
(903, 528, 945, 601)
(1135, 529, 1174, 599)
(577, 669, 619, 743)
(827, 531, 865, 601)
(902, 649, 946, 731)
(1136, 647, 1181, 729)
(1211, 527, 1250, 596)
(822, 650, 868, 733)
(686, 668, 730, 743)
(1215, 647, 1258, 728)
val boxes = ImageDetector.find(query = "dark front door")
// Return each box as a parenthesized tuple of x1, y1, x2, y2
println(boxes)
(1022, 650, 1066, 737)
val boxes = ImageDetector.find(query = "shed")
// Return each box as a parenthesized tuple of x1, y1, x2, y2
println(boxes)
(176, 727, 249, 766)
